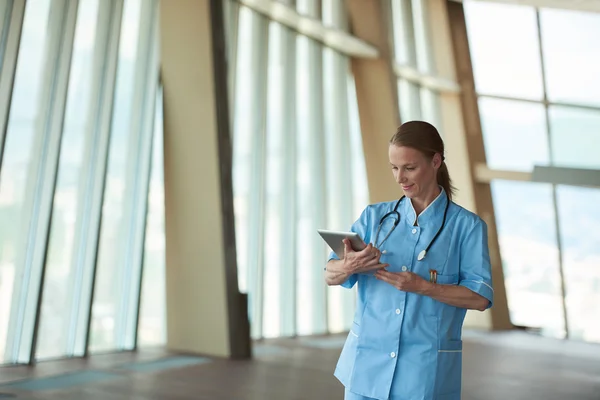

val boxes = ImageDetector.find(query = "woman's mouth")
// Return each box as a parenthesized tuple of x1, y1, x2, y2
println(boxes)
(402, 184, 414, 191)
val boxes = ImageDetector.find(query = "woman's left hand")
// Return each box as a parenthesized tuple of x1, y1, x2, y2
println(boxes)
(374, 270, 429, 294)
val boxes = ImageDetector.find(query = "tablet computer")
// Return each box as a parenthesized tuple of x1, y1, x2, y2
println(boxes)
(317, 229, 367, 259)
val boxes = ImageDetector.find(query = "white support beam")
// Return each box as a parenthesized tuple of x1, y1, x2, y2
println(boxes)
(394, 63, 461, 93)
(473, 163, 600, 188)
(238, 0, 379, 58)
(449, 0, 600, 14)
(474, 163, 533, 183)
(532, 165, 600, 187)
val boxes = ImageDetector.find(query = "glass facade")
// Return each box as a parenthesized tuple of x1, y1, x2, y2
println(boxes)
(0, 0, 162, 364)
(1, 0, 598, 368)
(227, 0, 369, 339)
(390, 0, 442, 126)
(465, 0, 600, 342)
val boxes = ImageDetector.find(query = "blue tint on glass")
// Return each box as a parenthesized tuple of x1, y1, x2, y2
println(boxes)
(549, 106, 600, 170)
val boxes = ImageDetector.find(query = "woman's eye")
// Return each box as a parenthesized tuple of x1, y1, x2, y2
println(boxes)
(406, 167, 415, 171)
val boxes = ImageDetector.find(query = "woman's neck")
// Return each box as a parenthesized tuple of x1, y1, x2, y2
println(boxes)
(411, 185, 441, 216)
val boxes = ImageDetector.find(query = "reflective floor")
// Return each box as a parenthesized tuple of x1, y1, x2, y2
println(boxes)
(0, 330, 599, 399)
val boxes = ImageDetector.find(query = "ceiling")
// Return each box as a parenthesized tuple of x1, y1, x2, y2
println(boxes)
(452, 0, 600, 13)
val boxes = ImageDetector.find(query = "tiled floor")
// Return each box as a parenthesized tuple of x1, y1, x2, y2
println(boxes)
(0, 330, 599, 399)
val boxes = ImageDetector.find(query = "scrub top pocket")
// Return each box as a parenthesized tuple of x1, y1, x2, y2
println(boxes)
(435, 273, 459, 285)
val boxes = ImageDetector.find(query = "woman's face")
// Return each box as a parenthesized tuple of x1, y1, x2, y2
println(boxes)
(388, 145, 440, 199)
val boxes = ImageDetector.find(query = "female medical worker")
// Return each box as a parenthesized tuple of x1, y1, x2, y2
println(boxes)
(324, 121, 493, 400)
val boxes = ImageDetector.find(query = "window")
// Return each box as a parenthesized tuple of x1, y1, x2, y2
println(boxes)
(540, 8, 600, 107)
(263, 21, 290, 338)
(465, 1, 600, 344)
(231, 6, 269, 338)
(36, 0, 102, 360)
(0, 0, 64, 364)
(90, 0, 158, 353)
(390, 0, 446, 128)
(464, 1, 543, 100)
(137, 86, 166, 346)
(295, 35, 327, 336)
(229, 2, 369, 339)
(398, 79, 422, 122)
(391, 0, 416, 67)
(548, 106, 600, 169)
(478, 97, 549, 171)
(556, 186, 600, 343)
(322, 0, 347, 29)
(491, 181, 565, 338)
(0, 0, 168, 365)
(420, 88, 441, 130)
(411, 0, 434, 74)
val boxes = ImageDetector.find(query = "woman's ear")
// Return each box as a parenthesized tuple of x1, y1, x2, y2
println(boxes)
(432, 153, 442, 169)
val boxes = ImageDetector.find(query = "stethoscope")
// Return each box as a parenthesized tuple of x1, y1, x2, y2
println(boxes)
(373, 195, 450, 261)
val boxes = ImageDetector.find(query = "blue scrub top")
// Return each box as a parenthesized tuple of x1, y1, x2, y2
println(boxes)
(328, 189, 494, 400)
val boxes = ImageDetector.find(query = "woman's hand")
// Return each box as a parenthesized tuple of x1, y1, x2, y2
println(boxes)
(374, 270, 429, 294)
(374, 270, 490, 310)
(324, 239, 388, 286)
(342, 239, 388, 275)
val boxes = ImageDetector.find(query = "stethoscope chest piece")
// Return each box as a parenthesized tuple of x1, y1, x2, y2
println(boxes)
(417, 250, 427, 261)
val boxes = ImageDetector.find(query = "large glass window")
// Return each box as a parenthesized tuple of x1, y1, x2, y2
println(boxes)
(464, 1, 543, 100)
(0, 0, 58, 363)
(465, 0, 600, 343)
(232, 6, 269, 339)
(540, 9, 600, 107)
(397, 79, 422, 122)
(390, 0, 444, 127)
(36, 0, 102, 360)
(556, 186, 600, 342)
(491, 181, 565, 338)
(263, 21, 289, 338)
(90, 0, 145, 353)
(478, 97, 549, 171)
(548, 106, 600, 170)
(391, 0, 416, 67)
(90, 0, 158, 353)
(229, 2, 369, 340)
(295, 35, 327, 336)
(138, 86, 165, 347)
(0, 0, 167, 365)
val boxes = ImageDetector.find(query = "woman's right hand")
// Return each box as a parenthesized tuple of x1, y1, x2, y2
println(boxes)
(342, 239, 388, 274)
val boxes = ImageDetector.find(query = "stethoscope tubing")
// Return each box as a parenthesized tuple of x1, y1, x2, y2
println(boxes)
(373, 195, 450, 261)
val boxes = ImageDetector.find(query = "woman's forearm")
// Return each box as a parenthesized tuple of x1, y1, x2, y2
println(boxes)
(324, 259, 351, 286)
(420, 282, 489, 311)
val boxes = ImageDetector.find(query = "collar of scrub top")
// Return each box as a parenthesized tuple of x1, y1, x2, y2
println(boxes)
(402, 186, 448, 227)
(403, 187, 450, 261)
(377, 188, 449, 257)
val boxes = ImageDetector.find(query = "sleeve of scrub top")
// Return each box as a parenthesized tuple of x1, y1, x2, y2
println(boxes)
(458, 218, 494, 309)
(327, 206, 371, 289)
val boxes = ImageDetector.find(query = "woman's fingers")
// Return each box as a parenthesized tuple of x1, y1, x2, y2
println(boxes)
(360, 245, 381, 260)
(348, 244, 386, 274)
(359, 260, 387, 272)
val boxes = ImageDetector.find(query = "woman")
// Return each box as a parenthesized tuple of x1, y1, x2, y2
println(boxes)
(324, 121, 493, 400)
